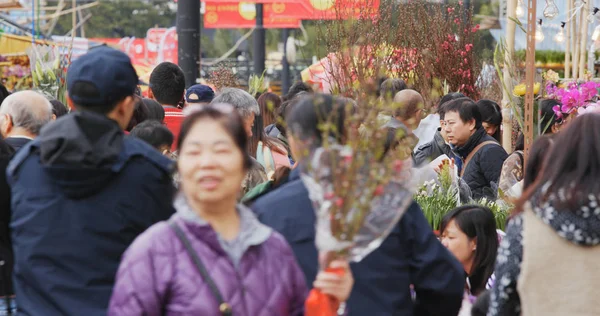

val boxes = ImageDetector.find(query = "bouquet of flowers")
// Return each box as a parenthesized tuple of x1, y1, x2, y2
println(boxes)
(414, 158, 463, 230)
(26, 44, 62, 100)
(300, 95, 416, 315)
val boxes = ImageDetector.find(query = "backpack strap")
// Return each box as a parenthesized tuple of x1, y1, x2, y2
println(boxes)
(168, 221, 233, 316)
(460, 140, 500, 177)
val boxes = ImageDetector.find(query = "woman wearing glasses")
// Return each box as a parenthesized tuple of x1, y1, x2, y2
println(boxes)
(109, 104, 353, 315)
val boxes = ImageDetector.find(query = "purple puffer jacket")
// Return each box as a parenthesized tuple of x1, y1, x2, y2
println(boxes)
(108, 200, 307, 316)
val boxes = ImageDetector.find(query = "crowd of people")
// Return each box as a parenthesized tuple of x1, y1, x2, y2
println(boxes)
(1, 45, 599, 316)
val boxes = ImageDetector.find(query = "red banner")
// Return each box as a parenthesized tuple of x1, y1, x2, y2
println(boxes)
(204, 2, 301, 28)
(204, 0, 378, 23)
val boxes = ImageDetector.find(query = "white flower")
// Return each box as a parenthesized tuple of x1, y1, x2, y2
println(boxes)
(542, 207, 556, 223)
(558, 223, 584, 242)
(581, 206, 591, 218)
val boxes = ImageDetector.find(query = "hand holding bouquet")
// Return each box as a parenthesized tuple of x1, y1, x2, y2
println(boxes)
(298, 95, 416, 315)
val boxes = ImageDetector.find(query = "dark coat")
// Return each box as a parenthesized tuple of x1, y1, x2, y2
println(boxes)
(6, 112, 176, 316)
(453, 127, 508, 200)
(252, 168, 465, 316)
(4, 137, 30, 152)
(413, 128, 454, 166)
(0, 140, 14, 297)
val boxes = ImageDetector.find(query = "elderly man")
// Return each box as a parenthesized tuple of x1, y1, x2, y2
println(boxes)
(0, 91, 53, 151)
(211, 88, 268, 196)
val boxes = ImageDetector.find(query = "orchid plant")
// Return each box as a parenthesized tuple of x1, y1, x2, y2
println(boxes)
(544, 74, 600, 119)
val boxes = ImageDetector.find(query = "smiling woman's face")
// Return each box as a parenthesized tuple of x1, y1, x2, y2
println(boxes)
(178, 118, 246, 204)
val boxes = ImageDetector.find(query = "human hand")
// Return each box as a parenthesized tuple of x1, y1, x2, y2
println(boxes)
(434, 158, 454, 174)
(313, 260, 354, 303)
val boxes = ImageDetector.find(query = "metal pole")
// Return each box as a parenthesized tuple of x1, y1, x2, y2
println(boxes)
(524, 0, 536, 162)
(253, 3, 266, 76)
(177, 0, 200, 87)
(502, 0, 517, 151)
(281, 28, 291, 95)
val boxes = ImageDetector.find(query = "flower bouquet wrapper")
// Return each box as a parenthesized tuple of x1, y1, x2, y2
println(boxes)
(301, 145, 415, 315)
(26, 44, 61, 99)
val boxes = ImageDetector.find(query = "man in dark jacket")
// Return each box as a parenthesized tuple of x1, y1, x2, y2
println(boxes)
(0, 91, 53, 151)
(252, 94, 465, 316)
(443, 98, 508, 200)
(0, 138, 14, 313)
(6, 47, 175, 316)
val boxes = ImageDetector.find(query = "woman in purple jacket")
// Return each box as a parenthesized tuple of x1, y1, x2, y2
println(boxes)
(109, 104, 352, 315)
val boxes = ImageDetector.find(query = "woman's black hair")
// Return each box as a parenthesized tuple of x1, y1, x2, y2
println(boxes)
(0, 83, 10, 105)
(248, 110, 287, 158)
(442, 97, 482, 128)
(379, 78, 407, 100)
(130, 120, 174, 150)
(514, 114, 600, 213)
(283, 81, 313, 101)
(143, 98, 165, 122)
(515, 133, 524, 151)
(522, 135, 554, 190)
(50, 99, 69, 118)
(126, 96, 149, 131)
(177, 104, 253, 170)
(439, 205, 498, 296)
(286, 94, 352, 147)
(540, 98, 565, 134)
(257, 92, 281, 129)
(476, 99, 503, 142)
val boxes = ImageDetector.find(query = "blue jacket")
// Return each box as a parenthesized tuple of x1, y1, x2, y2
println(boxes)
(252, 168, 465, 316)
(6, 112, 176, 316)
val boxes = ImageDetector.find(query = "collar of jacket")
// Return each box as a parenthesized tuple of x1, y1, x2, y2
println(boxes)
(173, 193, 272, 255)
(454, 126, 487, 159)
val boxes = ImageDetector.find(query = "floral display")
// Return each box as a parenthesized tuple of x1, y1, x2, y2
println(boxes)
(414, 160, 510, 231)
(545, 77, 600, 119)
(0, 55, 32, 91)
(26, 45, 63, 100)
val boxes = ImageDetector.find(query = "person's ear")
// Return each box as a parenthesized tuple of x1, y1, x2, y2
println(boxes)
(470, 237, 477, 252)
(114, 96, 135, 129)
(1, 113, 12, 137)
(51, 114, 57, 121)
(469, 119, 477, 131)
(148, 88, 155, 100)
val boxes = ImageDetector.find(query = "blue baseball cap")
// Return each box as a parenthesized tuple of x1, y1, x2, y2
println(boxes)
(67, 46, 138, 109)
(185, 84, 215, 104)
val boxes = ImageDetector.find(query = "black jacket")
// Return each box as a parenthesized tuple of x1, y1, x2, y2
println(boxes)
(4, 137, 31, 152)
(6, 112, 176, 316)
(252, 167, 465, 316)
(0, 140, 14, 297)
(413, 128, 453, 166)
(453, 127, 508, 200)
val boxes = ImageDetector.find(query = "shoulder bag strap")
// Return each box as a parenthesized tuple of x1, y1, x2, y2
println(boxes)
(460, 140, 499, 177)
(168, 221, 233, 316)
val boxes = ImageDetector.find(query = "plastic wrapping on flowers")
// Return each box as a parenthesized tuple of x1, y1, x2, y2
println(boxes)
(300, 144, 415, 262)
(26, 44, 62, 99)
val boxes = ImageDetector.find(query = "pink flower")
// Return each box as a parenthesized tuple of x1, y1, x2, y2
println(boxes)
(335, 198, 344, 208)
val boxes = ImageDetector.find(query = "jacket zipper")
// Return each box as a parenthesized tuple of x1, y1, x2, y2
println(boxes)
(235, 269, 248, 314)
